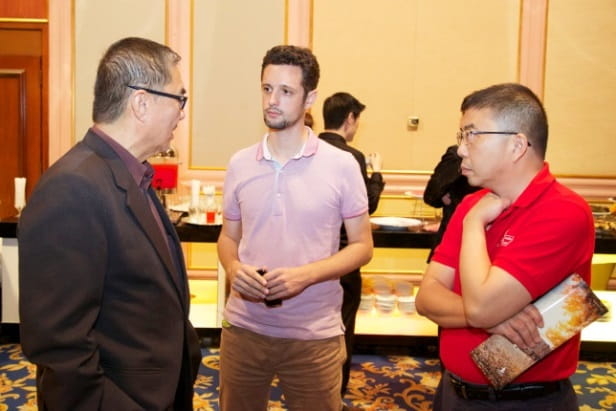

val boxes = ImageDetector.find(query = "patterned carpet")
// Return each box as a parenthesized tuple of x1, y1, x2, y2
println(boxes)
(1, 343, 615, 410)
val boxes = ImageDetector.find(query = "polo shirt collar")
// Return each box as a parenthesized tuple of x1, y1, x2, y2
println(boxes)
(510, 162, 554, 210)
(257, 127, 319, 161)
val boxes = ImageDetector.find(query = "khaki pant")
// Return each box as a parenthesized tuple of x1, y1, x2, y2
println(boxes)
(219, 324, 345, 411)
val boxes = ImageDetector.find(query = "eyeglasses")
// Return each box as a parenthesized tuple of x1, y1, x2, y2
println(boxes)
(126, 85, 187, 110)
(456, 129, 528, 146)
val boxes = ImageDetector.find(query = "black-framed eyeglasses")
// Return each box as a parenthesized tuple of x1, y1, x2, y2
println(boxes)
(126, 85, 187, 110)
(456, 129, 529, 146)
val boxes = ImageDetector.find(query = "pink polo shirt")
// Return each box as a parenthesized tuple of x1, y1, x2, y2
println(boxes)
(433, 163, 595, 384)
(222, 128, 368, 340)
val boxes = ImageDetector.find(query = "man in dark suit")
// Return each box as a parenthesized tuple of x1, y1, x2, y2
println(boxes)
(423, 145, 479, 262)
(318, 92, 385, 403)
(18, 37, 202, 411)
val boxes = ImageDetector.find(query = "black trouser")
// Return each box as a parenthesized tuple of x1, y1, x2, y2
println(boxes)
(340, 269, 361, 395)
(433, 370, 579, 411)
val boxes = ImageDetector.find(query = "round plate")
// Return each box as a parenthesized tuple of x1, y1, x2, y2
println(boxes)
(169, 202, 190, 213)
(370, 216, 422, 231)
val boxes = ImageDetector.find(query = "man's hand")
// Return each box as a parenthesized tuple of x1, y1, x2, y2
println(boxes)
(368, 152, 383, 172)
(465, 191, 511, 227)
(260, 266, 311, 301)
(228, 262, 269, 302)
(441, 192, 452, 206)
(486, 304, 544, 349)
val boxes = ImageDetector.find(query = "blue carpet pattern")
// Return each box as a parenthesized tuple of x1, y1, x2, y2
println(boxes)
(1, 344, 615, 410)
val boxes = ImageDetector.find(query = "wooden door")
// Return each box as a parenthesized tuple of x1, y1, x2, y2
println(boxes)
(0, 55, 43, 219)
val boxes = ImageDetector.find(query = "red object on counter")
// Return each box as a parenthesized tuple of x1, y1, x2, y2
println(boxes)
(151, 163, 178, 190)
(206, 210, 216, 224)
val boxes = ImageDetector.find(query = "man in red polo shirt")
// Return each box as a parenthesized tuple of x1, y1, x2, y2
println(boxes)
(416, 83, 594, 410)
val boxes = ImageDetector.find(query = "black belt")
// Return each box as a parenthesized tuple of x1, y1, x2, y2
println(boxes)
(448, 372, 565, 401)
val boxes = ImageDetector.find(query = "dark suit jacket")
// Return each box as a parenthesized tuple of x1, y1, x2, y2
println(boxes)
(423, 145, 479, 262)
(18, 130, 202, 410)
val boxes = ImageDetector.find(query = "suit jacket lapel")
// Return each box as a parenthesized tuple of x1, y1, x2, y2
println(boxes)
(125, 187, 182, 284)
(83, 131, 188, 309)
(148, 185, 191, 306)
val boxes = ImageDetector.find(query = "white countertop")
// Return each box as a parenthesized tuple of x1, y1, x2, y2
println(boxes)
(354, 291, 615, 343)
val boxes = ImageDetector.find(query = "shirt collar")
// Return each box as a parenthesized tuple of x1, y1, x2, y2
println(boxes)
(90, 126, 152, 190)
(510, 162, 555, 209)
(319, 132, 347, 146)
(257, 126, 319, 161)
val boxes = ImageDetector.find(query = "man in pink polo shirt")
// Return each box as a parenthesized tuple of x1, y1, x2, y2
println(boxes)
(416, 83, 594, 410)
(217, 45, 374, 411)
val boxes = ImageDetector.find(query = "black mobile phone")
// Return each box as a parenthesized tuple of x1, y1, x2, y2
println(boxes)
(257, 268, 282, 307)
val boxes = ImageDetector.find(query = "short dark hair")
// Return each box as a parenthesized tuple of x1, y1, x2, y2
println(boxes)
(322, 92, 366, 130)
(93, 37, 181, 123)
(461, 83, 548, 158)
(261, 45, 320, 98)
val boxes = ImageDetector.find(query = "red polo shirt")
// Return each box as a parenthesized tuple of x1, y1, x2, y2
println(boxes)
(432, 163, 595, 384)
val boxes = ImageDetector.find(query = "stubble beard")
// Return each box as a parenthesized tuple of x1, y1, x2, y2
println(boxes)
(264, 116, 288, 130)
(264, 114, 304, 131)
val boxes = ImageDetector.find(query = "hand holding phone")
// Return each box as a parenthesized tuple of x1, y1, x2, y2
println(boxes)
(257, 268, 282, 307)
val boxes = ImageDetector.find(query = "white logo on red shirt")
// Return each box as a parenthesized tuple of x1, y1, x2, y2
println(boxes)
(501, 231, 514, 247)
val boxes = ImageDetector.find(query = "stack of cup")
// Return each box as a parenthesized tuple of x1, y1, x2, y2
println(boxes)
(373, 277, 395, 313)
(395, 280, 416, 314)
(359, 277, 375, 311)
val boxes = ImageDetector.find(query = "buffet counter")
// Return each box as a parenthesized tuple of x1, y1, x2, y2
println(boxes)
(173, 221, 439, 249)
(4, 218, 615, 251)
(173, 221, 616, 251)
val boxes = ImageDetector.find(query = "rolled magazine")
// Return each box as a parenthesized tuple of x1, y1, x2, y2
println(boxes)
(470, 273, 609, 389)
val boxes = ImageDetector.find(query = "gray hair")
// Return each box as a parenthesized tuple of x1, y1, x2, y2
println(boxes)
(93, 37, 181, 123)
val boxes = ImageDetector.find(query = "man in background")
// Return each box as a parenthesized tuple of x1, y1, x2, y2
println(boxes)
(19, 37, 201, 410)
(423, 144, 478, 262)
(416, 83, 594, 410)
(217, 45, 373, 411)
(319, 91, 385, 400)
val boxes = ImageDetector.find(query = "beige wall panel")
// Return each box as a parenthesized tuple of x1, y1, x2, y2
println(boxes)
(191, 1, 285, 168)
(312, 0, 416, 168)
(412, 1, 520, 170)
(312, 0, 520, 171)
(544, 1, 616, 176)
(74, 0, 165, 142)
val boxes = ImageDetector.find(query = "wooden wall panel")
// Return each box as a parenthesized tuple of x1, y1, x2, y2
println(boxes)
(0, 0, 47, 19)
(0, 68, 26, 218)
(0, 28, 42, 55)
(0, 56, 43, 219)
